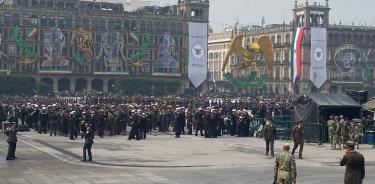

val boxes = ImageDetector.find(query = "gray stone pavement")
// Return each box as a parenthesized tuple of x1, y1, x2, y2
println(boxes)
(0, 131, 375, 184)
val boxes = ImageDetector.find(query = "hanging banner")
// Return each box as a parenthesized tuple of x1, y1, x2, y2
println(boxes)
(292, 27, 304, 84)
(310, 28, 327, 88)
(188, 22, 207, 88)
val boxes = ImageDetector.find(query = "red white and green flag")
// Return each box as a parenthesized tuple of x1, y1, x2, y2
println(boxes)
(291, 27, 304, 84)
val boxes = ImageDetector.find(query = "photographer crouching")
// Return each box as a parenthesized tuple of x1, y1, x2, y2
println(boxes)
(5, 122, 18, 161)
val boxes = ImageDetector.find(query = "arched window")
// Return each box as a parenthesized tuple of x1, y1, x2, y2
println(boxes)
(83, 17, 90, 29)
(48, 16, 56, 27)
(74, 17, 81, 28)
(58, 17, 65, 28)
(123, 20, 129, 30)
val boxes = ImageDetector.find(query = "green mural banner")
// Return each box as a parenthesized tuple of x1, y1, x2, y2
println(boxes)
(130, 33, 151, 61)
(184, 51, 189, 65)
(73, 52, 85, 65)
(224, 72, 268, 89)
(11, 26, 38, 62)
(362, 50, 372, 81)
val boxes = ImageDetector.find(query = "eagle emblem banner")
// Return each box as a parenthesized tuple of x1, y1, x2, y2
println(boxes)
(310, 28, 327, 89)
(188, 22, 208, 88)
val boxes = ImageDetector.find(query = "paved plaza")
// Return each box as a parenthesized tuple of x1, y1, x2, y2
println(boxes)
(1, 131, 375, 184)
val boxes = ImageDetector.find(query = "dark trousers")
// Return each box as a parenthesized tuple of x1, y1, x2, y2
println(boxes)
(292, 142, 304, 157)
(6, 142, 16, 160)
(50, 124, 57, 136)
(128, 127, 140, 140)
(83, 143, 92, 161)
(265, 139, 274, 156)
(39, 121, 47, 133)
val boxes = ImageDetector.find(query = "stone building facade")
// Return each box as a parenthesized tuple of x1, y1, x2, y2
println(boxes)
(0, 0, 209, 92)
(208, 0, 375, 95)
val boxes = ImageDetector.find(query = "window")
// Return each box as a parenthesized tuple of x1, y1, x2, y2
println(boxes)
(108, 19, 114, 30)
(47, 1, 53, 8)
(21, 15, 30, 26)
(83, 17, 90, 29)
(30, 15, 38, 26)
(58, 18, 65, 28)
(41, 16, 48, 27)
(123, 20, 129, 30)
(56, 2, 64, 9)
(32, 0, 38, 6)
(48, 17, 55, 27)
(99, 19, 106, 30)
(65, 18, 72, 28)
(40, 1, 46, 6)
(74, 17, 81, 28)
(92, 19, 99, 30)
(8, 45, 17, 55)
(4, 14, 12, 25)
(115, 20, 122, 30)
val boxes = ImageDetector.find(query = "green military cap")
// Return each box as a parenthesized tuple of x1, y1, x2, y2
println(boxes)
(344, 141, 356, 148)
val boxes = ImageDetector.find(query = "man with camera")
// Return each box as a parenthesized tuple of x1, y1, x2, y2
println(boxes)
(5, 122, 18, 161)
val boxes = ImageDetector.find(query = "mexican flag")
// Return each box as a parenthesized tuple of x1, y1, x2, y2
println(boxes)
(291, 27, 305, 84)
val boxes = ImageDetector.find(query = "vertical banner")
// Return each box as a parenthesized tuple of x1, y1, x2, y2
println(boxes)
(310, 28, 327, 88)
(292, 27, 304, 84)
(188, 22, 208, 88)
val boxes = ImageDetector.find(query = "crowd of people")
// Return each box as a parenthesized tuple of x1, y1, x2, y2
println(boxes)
(1, 92, 369, 184)
(0, 94, 295, 140)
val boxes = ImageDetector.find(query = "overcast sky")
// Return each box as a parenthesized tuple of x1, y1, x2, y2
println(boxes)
(155, 0, 375, 32)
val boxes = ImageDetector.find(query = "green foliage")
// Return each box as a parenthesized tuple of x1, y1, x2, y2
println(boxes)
(0, 76, 36, 95)
(115, 78, 181, 96)
(11, 26, 38, 61)
(224, 72, 268, 89)
(362, 51, 372, 81)
(130, 33, 151, 61)
(73, 52, 85, 65)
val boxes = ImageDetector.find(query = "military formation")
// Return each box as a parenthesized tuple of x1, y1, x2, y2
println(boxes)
(327, 115, 366, 150)
(0, 94, 294, 141)
(0, 93, 370, 184)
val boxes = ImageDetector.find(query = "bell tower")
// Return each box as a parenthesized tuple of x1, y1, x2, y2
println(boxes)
(178, 0, 209, 23)
(293, 0, 330, 28)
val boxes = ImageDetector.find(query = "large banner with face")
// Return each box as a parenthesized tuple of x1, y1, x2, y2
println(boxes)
(159, 32, 178, 68)
(310, 28, 327, 89)
(97, 32, 125, 72)
(188, 22, 207, 88)
(42, 28, 69, 68)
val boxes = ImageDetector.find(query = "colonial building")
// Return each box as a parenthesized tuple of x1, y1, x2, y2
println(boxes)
(0, 0, 209, 92)
(209, 0, 375, 95)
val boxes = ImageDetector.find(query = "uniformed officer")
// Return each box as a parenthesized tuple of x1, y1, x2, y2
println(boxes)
(82, 123, 94, 162)
(327, 115, 336, 149)
(291, 121, 304, 159)
(264, 120, 277, 157)
(340, 141, 365, 184)
(334, 116, 343, 150)
(5, 122, 18, 161)
(274, 143, 297, 184)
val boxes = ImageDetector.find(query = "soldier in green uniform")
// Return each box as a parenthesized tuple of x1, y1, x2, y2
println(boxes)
(291, 121, 304, 159)
(353, 120, 364, 149)
(333, 116, 342, 150)
(327, 115, 336, 149)
(274, 143, 297, 184)
(341, 118, 351, 145)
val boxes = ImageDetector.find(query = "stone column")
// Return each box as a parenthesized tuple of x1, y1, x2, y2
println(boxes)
(70, 79, 76, 92)
(103, 79, 109, 93)
(53, 78, 59, 92)
(87, 78, 92, 91)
